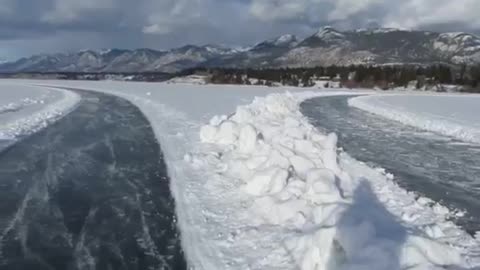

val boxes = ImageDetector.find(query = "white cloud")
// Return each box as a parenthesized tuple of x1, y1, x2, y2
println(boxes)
(42, 0, 115, 23)
(326, 0, 382, 21)
(249, 0, 382, 22)
(143, 24, 172, 35)
(248, 0, 480, 32)
(141, 0, 205, 35)
(383, 0, 480, 29)
(0, 0, 14, 15)
(250, 0, 308, 21)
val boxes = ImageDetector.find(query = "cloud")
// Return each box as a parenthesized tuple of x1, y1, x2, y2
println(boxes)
(248, 0, 480, 32)
(383, 0, 480, 30)
(41, 0, 116, 24)
(327, 0, 383, 21)
(249, 0, 380, 23)
(143, 24, 172, 35)
(142, 0, 205, 35)
(250, 0, 309, 21)
(0, 0, 14, 15)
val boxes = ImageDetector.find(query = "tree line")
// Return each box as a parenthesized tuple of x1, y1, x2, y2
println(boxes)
(0, 72, 171, 82)
(178, 64, 480, 93)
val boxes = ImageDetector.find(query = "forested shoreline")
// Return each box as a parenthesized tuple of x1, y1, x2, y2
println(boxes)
(179, 64, 480, 93)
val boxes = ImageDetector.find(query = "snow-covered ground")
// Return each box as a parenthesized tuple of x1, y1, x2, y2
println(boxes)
(349, 94, 480, 144)
(1, 79, 479, 269)
(0, 83, 80, 141)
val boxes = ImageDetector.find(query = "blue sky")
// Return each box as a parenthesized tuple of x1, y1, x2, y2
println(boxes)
(0, 0, 479, 60)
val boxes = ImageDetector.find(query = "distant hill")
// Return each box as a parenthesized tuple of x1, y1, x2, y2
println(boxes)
(2, 27, 480, 73)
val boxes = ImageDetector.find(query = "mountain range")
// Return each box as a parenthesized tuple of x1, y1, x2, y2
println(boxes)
(2, 27, 480, 73)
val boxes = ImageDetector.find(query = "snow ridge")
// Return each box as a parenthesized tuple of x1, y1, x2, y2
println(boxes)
(268, 34, 297, 47)
(315, 26, 345, 40)
(195, 92, 474, 269)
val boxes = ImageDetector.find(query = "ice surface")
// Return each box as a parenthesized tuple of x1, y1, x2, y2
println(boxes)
(0, 83, 80, 140)
(2, 79, 478, 269)
(349, 94, 480, 144)
(0, 90, 185, 269)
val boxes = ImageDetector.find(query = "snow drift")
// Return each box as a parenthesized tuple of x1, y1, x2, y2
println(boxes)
(195, 92, 474, 269)
(349, 94, 480, 144)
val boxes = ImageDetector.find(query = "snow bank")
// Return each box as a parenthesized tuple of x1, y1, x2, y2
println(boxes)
(195, 92, 475, 269)
(349, 94, 480, 144)
(0, 84, 80, 140)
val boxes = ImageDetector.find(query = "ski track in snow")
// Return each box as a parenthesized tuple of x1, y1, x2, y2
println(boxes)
(1, 80, 479, 269)
(349, 94, 480, 144)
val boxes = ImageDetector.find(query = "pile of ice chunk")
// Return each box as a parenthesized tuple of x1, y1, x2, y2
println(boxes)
(199, 92, 468, 269)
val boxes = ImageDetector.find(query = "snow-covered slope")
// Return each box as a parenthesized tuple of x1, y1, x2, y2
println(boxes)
(3, 80, 479, 269)
(434, 32, 480, 64)
(0, 83, 80, 141)
(349, 94, 480, 144)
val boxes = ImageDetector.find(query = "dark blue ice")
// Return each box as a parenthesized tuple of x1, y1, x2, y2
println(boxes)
(0, 89, 186, 270)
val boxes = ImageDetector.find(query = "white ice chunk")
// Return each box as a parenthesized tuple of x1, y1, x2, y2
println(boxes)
(200, 125, 218, 143)
(290, 155, 316, 179)
(244, 167, 288, 196)
(216, 120, 238, 145)
(238, 124, 257, 153)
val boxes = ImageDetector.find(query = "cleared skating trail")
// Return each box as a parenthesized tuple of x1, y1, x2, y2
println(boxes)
(0, 89, 186, 270)
(302, 95, 480, 235)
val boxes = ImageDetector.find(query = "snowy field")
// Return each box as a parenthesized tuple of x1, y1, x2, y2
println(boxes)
(1, 80, 479, 269)
(349, 94, 480, 144)
(0, 83, 80, 141)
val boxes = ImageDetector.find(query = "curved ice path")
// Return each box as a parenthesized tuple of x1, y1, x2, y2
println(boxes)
(301, 95, 480, 234)
(0, 89, 186, 270)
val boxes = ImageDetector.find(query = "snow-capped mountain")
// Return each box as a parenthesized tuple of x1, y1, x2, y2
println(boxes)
(433, 32, 480, 64)
(0, 45, 237, 73)
(2, 27, 480, 73)
(253, 34, 298, 50)
(280, 27, 480, 67)
(201, 34, 300, 69)
(302, 26, 348, 47)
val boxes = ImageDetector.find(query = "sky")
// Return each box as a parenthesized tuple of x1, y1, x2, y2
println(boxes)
(1, 0, 480, 60)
